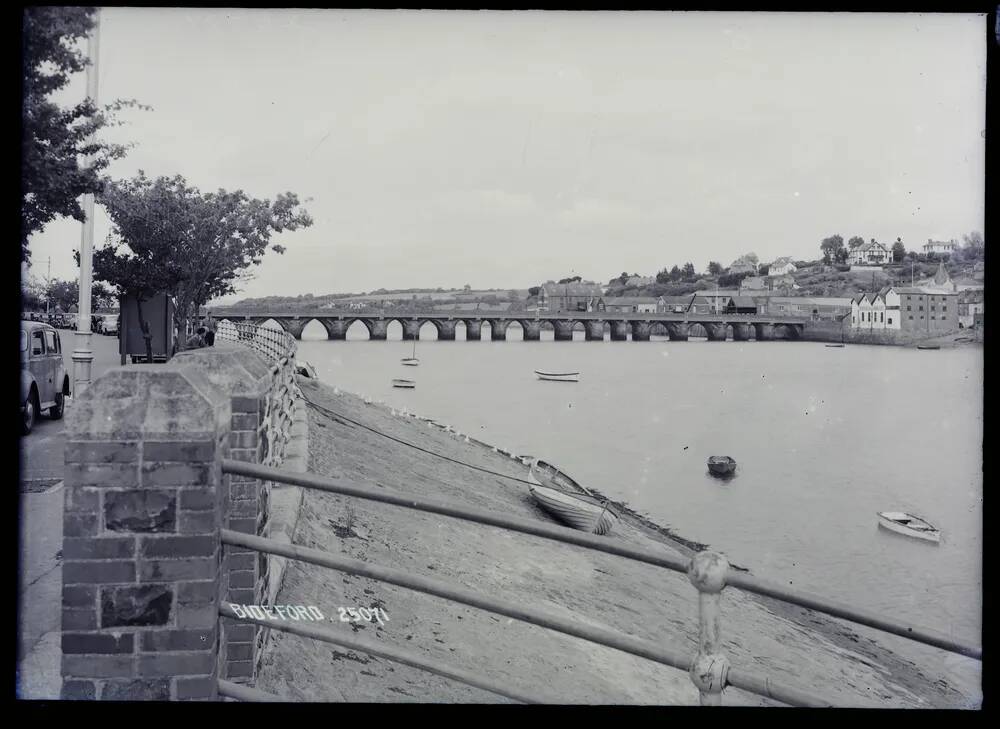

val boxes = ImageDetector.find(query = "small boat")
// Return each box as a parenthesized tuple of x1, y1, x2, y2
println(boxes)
(295, 360, 319, 378)
(401, 339, 419, 366)
(707, 456, 737, 477)
(825, 344, 845, 348)
(877, 511, 940, 543)
(527, 458, 618, 535)
(535, 371, 579, 382)
(916, 344, 941, 350)
(391, 379, 416, 389)
(528, 484, 618, 535)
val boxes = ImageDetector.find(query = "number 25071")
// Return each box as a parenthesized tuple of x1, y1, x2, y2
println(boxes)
(338, 607, 389, 626)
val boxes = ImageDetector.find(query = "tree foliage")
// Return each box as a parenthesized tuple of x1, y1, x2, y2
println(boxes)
(557, 275, 582, 284)
(891, 238, 906, 263)
(93, 172, 312, 352)
(847, 236, 865, 250)
(707, 261, 723, 276)
(681, 262, 696, 280)
(820, 234, 845, 264)
(21, 6, 149, 263)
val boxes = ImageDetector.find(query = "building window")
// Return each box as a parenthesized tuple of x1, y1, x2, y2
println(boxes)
(919, 306, 924, 311)
(931, 306, 936, 311)
(942, 305, 947, 311)
(907, 306, 911, 311)
(888, 318, 893, 325)
(909, 315, 913, 320)
(880, 312, 884, 322)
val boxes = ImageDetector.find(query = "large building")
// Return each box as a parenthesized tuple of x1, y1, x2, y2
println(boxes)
(729, 257, 758, 275)
(958, 289, 984, 329)
(768, 257, 798, 277)
(851, 286, 958, 333)
(536, 282, 605, 312)
(848, 239, 891, 266)
(922, 239, 958, 256)
(597, 296, 659, 313)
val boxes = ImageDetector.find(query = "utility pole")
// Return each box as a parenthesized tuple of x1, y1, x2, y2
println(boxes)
(72, 10, 100, 396)
(45, 256, 51, 316)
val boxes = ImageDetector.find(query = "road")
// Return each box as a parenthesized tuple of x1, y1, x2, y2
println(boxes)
(20, 332, 121, 489)
(17, 332, 122, 699)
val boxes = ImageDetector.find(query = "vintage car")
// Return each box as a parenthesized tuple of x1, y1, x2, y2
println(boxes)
(20, 320, 70, 434)
(98, 313, 119, 335)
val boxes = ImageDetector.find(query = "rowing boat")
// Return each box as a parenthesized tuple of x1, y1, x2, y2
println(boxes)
(877, 511, 940, 543)
(916, 344, 941, 350)
(391, 379, 415, 389)
(707, 455, 737, 477)
(527, 458, 617, 535)
(535, 371, 579, 382)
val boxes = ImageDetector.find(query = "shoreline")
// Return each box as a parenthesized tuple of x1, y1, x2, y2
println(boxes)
(258, 377, 978, 706)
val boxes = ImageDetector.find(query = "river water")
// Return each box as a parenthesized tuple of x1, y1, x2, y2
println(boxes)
(289, 320, 983, 703)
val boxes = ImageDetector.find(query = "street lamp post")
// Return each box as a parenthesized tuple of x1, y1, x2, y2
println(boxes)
(72, 10, 100, 396)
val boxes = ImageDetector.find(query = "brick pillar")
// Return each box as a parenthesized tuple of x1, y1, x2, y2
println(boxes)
(489, 320, 507, 341)
(167, 345, 271, 685)
(61, 365, 230, 701)
(464, 320, 482, 340)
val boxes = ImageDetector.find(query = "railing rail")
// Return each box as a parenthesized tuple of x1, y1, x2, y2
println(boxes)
(222, 459, 982, 662)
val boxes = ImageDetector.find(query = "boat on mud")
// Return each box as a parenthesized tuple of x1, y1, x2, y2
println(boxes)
(707, 455, 737, 477)
(916, 344, 941, 350)
(391, 379, 416, 389)
(527, 458, 618, 535)
(535, 371, 579, 382)
(877, 511, 941, 543)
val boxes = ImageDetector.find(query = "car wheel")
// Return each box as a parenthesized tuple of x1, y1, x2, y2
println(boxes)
(49, 388, 65, 420)
(22, 390, 38, 435)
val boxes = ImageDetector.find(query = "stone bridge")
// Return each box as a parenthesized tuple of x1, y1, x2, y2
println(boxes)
(211, 309, 807, 342)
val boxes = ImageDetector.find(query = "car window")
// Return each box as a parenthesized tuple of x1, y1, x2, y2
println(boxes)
(45, 330, 57, 353)
(31, 331, 45, 356)
(20, 331, 27, 352)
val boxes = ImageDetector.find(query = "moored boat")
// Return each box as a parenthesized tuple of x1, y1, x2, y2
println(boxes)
(707, 455, 737, 476)
(401, 358, 420, 366)
(916, 344, 941, 350)
(535, 370, 579, 382)
(825, 344, 845, 348)
(527, 458, 617, 535)
(295, 360, 319, 378)
(877, 511, 940, 543)
(391, 379, 416, 389)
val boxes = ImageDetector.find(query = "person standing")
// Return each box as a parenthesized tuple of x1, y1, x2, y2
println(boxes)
(200, 309, 216, 346)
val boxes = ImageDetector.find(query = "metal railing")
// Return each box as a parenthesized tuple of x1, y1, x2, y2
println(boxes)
(217, 458, 981, 705)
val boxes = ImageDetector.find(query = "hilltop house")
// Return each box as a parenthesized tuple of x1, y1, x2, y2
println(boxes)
(728, 258, 758, 275)
(922, 239, 958, 256)
(537, 282, 605, 312)
(848, 239, 891, 266)
(768, 257, 798, 277)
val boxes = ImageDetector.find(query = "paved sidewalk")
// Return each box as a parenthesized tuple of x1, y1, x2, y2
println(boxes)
(17, 481, 65, 699)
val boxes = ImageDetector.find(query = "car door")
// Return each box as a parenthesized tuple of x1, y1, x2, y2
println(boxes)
(43, 329, 60, 405)
(29, 329, 52, 405)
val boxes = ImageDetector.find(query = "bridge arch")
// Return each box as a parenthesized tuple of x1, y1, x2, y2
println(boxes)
(773, 323, 802, 340)
(344, 318, 375, 340)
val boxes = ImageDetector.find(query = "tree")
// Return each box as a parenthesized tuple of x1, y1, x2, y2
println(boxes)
(820, 234, 844, 264)
(668, 265, 682, 282)
(46, 278, 115, 311)
(707, 261, 723, 276)
(962, 231, 984, 261)
(848, 236, 865, 250)
(757, 264, 770, 276)
(891, 238, 906, 263)
(21, 276, 46, 311)
(557, 275, 582, 284)
(527, 286, 540, 297)
(655, 268, 670, 285)
(93, 172, 312, 359)
(21, 7, 149, 264)
(682, 262, 696, 280)
(834, 246, 849, 264)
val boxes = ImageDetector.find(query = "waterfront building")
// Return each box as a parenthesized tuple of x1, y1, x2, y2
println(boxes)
(922, 239, 958, 256)
(537, 282, 605, 312)
(768, 257, 798, 277)
(848, 239, 891, 266)
(725, 296, 758, 314)
(659, 295, 696, 313)
(851, 286, 958, 333)
(766, 296, 852, 320)
(600, 296, 659, 313)
(958, 289, 984, 329)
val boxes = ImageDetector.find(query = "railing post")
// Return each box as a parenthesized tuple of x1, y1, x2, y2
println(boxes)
(687, 550, 730, 706)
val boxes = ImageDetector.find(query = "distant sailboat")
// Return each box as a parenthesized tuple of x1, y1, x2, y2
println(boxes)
(401, 337, 419, 366)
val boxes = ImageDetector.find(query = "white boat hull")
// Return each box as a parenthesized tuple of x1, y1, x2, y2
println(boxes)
(535, 371, 579, 382)
(529, 484, 617, 536)
(877, 513, 940, 543)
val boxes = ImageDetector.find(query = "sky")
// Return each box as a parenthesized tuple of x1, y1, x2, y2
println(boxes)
(25, 9, 987, 304)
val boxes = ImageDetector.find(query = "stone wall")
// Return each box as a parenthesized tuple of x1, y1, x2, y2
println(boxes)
(59, 342, 302, 700)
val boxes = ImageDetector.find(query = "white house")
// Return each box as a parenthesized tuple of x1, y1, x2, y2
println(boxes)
(848, 240, 891, 266)
(768, 257, 798, 277)
(729, 258, 758, 275)
(922, 239, 958, 255)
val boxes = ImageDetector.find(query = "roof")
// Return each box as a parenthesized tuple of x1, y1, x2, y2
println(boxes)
(770, 257, 796, 267)
(602, 296, 659, 305)
(892, 286, 956, 296)
(20, 320, 56, 331)
(540, 282, 604, 297)
(729, 296, 757, 308)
